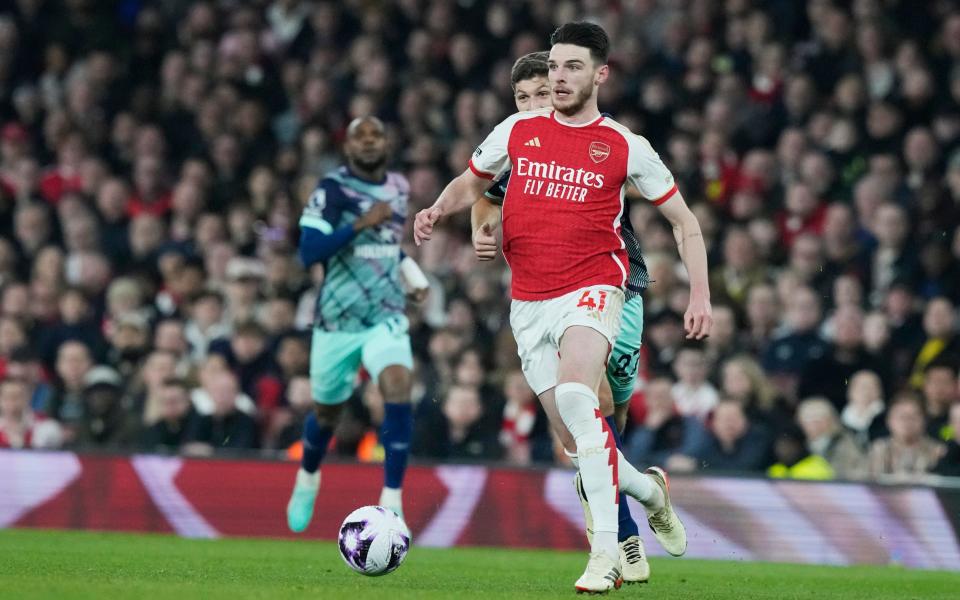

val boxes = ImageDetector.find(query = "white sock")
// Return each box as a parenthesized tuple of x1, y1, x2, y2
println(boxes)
(564, 449, 580, 469)
(617, 450, 664, 511)
(296, 468, 320, 490)
(556, 382, 619, 560)
(379, 487, 402, 511)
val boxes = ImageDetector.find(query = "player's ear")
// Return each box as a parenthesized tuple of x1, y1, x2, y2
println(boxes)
(595, 64, 609, 86)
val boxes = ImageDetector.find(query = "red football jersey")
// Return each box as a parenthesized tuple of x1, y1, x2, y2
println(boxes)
(468, 109, 678, 301)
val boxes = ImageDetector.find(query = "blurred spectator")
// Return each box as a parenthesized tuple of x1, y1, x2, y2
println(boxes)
(767, 426, 835, 481)
(868, 392, 946, 481)
(209, 320, 282, 415)
(190, 353, 257, 417)
(933, 403, 960, 477)
(671, 345, 719, 420)
(184, 289, 230, 363)
(720, 354, 789, 430)
(763, 285, 828, 399)
(266, 374, 313, 452)
(841, 370, 887, 448)
(498, 370, 550, 465)
(141, 377, 198, 453)
(921, 359, 959, 441)
(798, 305, 887, 410)
(696, 399, 771, 472)
(37, 286, 104, 367)
(47, 339, 93, 440)
(183, 370, 258, 455)
(796, 397, 867, 480)
(413, 384, 502, 461)
(5, 347, 52, 413)
(645, 309, 685, 377)
(868, 203, 917, 300)
(105, 312, 152, 380)
(743, 283, 779, 355)
(908, 297, 959, 388)
(75, 365, 138, 448)
(704, 304, 742, 369)
(0, 376, 62, 449)
(626, 377, 705, 472)
(710, 228, 767, 309)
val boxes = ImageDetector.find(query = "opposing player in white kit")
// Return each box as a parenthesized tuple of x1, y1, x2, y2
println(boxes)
(416, 23, 712, 593)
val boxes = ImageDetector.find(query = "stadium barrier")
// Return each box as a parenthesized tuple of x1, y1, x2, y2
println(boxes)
(2, 449, 958, 570)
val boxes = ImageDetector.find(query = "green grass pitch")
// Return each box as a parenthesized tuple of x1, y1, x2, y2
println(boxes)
(0, 529, 956, 599)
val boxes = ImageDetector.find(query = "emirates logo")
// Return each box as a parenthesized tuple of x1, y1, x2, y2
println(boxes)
(589, 141, 610, 163)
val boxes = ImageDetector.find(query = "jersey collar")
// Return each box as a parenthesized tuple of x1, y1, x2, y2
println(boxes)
(550, 110, 605, 128)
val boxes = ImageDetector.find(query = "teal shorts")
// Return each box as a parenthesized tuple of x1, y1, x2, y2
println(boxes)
(310, 315, 414, 405)
(606, 295, 644, 406)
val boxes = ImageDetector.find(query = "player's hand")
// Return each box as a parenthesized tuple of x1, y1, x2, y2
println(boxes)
(473, 222, 499, 260)
(355, 202, 394, 231)
(407, 286, 429, 305)
(684, 293, 713, 340)
(413, 205, 442, 246)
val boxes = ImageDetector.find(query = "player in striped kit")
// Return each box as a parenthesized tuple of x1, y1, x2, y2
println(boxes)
(287, 116, 428, 533)
(416, 23, 712, 592)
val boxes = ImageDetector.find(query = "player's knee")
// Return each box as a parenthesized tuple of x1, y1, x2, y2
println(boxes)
(378, 365, 411, 403)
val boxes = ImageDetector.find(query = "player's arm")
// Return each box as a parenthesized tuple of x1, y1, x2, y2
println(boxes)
(413, 169, 490, 245)
(415, 114, 517, 246)
(299, 181, 393, 266)
(471, 196, 501, 261)
(656, 192, 713, 340)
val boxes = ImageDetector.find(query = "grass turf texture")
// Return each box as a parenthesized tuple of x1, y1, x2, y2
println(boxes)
(0, 529, 956, 599)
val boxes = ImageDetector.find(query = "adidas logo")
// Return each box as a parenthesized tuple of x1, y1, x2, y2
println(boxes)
(524, 137, 541, 147)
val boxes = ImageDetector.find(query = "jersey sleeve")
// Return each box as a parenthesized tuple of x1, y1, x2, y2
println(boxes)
(625, 134, 678, 206)
(468, 114, 520, 181)
(299, 178, 344, 233)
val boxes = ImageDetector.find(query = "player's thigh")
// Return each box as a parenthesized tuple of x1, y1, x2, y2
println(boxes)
(553, 286, 626, 388)
(360, 315, 414, 396)
(310, 328, 364, 405)
(538, 387, 576, 454)
(606, 295, 644, 406)
(509, 299, 560, 397)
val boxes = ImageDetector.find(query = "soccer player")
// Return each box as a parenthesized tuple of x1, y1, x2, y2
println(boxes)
(416, 23, 712, 592)
(472, 51, 652, 584)
(287, 116, 428, 532)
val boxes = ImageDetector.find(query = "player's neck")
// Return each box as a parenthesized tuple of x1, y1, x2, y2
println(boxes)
(347, 162, 386, 183)
(553, 103, 601, 126)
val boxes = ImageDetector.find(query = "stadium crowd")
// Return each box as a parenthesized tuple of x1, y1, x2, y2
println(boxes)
(0, 0, 959, 483)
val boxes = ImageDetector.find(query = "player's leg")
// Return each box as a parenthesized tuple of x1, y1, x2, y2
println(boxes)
(555, 324, 624, 591)
(287, 328, 363, 533)
(361, 315, 415, 520)
(608, 295, 686, 556)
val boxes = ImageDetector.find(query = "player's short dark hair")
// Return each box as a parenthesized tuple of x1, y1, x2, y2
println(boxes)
(550, 21, 610, 65)
(510, 51, 549, 89)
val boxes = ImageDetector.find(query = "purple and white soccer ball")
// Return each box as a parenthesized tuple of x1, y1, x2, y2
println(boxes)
(338, 505, 411, 576)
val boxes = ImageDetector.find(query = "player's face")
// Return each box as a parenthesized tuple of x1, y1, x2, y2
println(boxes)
(513, 76, 551, 111)
(548, 44, 607, 116)
(345, 119, 387, 171)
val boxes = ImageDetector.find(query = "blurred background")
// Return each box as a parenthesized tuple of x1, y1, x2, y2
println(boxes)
(0, 0, 959, 488)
